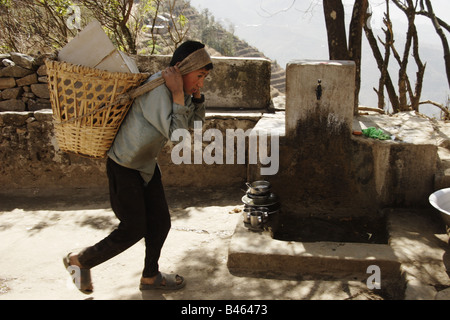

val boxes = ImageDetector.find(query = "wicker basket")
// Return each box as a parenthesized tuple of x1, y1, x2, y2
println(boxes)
(45, 60, 148, 158)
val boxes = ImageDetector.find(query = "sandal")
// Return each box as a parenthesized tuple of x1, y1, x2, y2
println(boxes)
(63, 253, 93, 294)
(139, 272, 186, 290)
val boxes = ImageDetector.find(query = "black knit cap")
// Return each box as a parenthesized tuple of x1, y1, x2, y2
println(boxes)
(170, 40, 213, 70)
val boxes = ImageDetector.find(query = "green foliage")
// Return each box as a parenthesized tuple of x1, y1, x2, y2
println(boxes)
(0, 0, 190, 55)
(178, 14, 187, 27)
(0, 0, 82, 54)
(37, 0, 74, 15)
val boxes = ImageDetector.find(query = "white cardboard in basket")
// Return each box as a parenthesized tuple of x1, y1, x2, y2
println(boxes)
(58, 20, 139, 73)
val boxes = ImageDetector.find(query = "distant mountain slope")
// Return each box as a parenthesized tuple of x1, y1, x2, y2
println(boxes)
(181, 2, 286, 94)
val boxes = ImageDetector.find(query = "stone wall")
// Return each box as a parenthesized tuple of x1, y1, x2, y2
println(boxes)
(136, 55, 272, 110)
(0, 52, 271, 197)
(0, 53, 52, 112)
(0, 109, 259, 197)
(0, 52, 273, 113)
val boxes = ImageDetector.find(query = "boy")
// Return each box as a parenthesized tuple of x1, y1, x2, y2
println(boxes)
(63, 41, 213, 293)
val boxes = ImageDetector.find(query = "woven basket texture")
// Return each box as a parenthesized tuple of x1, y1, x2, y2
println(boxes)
(45, 60, 148, 158)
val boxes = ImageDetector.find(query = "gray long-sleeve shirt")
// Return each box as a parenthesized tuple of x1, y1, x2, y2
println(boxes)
(107, 72, 205, 182)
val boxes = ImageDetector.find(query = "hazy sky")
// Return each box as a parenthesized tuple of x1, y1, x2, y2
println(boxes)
(190, 0, 450, 64)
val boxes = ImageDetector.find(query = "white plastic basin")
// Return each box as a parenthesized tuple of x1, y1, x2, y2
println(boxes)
(429, 188, 450, 228)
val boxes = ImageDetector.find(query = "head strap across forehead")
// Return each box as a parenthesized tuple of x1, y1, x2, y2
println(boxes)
(115, 48, 212, 103)
(178, 48, 212, 75)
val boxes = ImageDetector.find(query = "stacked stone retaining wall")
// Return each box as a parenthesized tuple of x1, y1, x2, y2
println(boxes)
(0, 53, 52, 113)
(0, 52, 270, 196)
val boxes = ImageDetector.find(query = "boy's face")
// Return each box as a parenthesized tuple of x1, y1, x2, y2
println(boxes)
(182, 68, 209, 96)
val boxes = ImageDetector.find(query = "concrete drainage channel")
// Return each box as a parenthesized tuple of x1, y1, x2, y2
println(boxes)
(227, 208, 450, 300)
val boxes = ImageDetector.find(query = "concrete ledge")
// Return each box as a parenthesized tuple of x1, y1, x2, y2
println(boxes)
(386, 208, 450, 300)
(0, 110, 262, 193)
(136, 55, 272, 110)
(251, 112, 286, 137)
(228, 208, 450, 299)
(227, 221, 401, 279)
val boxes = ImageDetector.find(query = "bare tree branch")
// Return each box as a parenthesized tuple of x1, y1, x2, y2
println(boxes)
(419, 100, 450, 119)
(364, 2, 399, 112)
(424, 0, 450, 88)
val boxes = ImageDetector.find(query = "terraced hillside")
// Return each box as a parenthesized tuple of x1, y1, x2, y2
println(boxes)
(137, 1, 286, 95)
(229, 35, 286, 95)
(182, 3, 286, 95)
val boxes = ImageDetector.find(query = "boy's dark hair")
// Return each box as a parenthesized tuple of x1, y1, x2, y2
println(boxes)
(170, 40, 213, 70)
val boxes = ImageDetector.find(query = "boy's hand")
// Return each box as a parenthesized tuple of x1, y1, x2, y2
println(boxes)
(193, 90, 202, 99)
(162, 66, 185, 106)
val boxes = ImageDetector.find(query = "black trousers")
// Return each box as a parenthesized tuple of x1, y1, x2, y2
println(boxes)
(78, 158, 171, 278)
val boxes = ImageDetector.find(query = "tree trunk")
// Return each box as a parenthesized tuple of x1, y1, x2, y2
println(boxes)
(119, 0, 136, 54)
(348, 0, 369, 114)
(323, 0, 349, 60)
(425, 0, 450, 88)
(364, 22, 399, 112)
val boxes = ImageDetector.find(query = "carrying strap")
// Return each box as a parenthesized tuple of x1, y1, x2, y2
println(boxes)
(113, 48, 212, 106)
